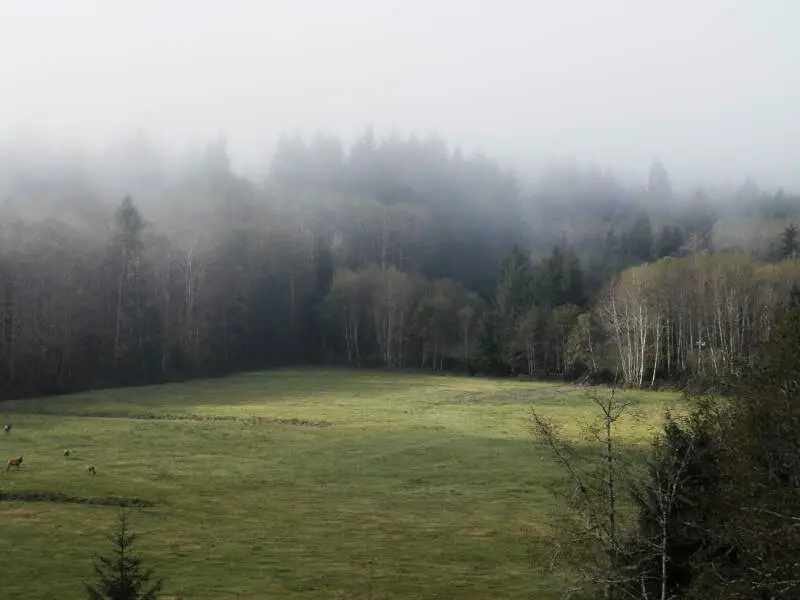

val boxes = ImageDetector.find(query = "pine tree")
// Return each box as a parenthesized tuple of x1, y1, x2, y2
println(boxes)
(780, 222, 799, 260)
(490, 245, 534, 373)
(647, 159, 672, 199)
(626, 214, 654, 263)
(109, 195, 149, 378)
(685, 297, 800, 599)
(85, 508, 164, 600)
(656, 225, 685, 258)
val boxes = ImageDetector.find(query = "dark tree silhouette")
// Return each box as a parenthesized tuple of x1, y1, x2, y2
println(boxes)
(85, 509, 164, 600)
(780, 222, 799, 260)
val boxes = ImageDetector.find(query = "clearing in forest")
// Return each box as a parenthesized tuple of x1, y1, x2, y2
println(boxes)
(0, 368, 678, 600)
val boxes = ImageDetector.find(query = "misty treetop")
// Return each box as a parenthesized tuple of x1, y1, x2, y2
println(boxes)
(1, 130, 800, 397)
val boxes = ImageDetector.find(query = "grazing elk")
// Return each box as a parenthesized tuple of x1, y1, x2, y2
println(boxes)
(87, 464, 96, 475)
(3, 424, 11, 435)
(6, 456, 23, 471)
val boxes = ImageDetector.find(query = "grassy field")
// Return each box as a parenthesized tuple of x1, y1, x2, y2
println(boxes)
(0, 368, 681, 599)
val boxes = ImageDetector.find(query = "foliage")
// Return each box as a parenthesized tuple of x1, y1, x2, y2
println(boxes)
(597, 255, 800, 386)
(685, 301, 800, 599)
(85, 508, 164, 600)
(598, 300, 800, 600)
(780, 222, 799, 260)
(0, 130, 800, 398)
(614, 408, 721, 599)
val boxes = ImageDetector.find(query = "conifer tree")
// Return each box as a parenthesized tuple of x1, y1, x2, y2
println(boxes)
(780, 222, 799, 260)
(85, 508, 164, 600)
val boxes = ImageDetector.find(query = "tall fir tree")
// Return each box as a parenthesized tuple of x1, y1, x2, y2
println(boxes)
(109, 195, 150, 380)
(479, 245, 534, 373)
(625, 214, 654, 263)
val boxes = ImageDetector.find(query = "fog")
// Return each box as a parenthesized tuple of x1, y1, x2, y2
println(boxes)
(2, 0, 799, 189)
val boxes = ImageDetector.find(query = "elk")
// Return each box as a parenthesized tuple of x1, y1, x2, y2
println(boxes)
(64, 449, 70, 457)
(87, 464, 96, 475)
(3, 424, 11, 435)
(6, 456, 22, 471)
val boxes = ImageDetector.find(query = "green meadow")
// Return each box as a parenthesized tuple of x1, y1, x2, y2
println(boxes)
(0, 368, 679, 599)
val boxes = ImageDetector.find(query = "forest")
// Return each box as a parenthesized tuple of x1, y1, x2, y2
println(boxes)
(1, 129, 799, 398)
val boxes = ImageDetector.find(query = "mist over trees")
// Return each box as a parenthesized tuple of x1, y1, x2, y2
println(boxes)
(1, 129, 799, 398)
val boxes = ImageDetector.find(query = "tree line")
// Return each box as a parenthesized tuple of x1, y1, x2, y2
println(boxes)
(597, 254, 800, 386)
(2, 130, 800, 398)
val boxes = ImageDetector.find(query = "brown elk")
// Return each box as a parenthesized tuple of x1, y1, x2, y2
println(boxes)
(6, 456, 22, 471)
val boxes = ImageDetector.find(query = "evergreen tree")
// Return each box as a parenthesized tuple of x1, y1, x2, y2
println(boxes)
(594, 226, 622, 283)
(550, 244, 584, 307)
(656, 225, 685, 258)
(109, 195, 152, 381)
(476, 310, 507, 375)
(679, 197, 717, 254)
(693, 300, 800, 599)
(604, 226, 620, 264)
(85, 509, 164, 600)
(780, 222, 799, 260)
(790, 283, 800, 308)
(625, 214, 654, 263)
(615, 411, 720, 599)
(305, 235, 335, 360)
(647, 159, 672, 199)
(493, 245, 534, 318)
(479, 245, 534, 373)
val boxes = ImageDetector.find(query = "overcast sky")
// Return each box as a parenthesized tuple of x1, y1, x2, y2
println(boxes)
(2, 0, 799, 189)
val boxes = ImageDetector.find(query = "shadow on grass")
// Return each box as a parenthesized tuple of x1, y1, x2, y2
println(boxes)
(0, 490, 155, 507)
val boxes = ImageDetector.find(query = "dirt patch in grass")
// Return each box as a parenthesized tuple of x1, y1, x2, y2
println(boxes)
(0, 507, 35, 522)
(0, 491, 155, 507)
(134, 414, 334, 428)
(456, 527, 496, 538)
(10, 409, 334, 428)
(439, 390, 548, 405)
